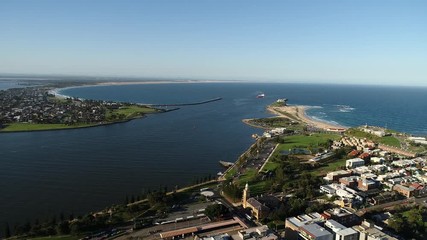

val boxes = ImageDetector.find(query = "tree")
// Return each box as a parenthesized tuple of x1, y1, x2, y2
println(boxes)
(388, 213, 406, 234)
(56, 221, 70, 235)
(4, 222, 11, 238)
(205, 204, 228, 220)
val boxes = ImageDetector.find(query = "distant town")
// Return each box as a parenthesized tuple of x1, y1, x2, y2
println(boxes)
(3, 85, 427, 240)
(0, 85, 160, 132)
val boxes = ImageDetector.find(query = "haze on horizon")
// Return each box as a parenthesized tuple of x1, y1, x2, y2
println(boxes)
(1, 0, 426, 86)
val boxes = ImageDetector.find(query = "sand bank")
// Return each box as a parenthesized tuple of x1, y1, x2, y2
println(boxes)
(267, 105, 348, 132)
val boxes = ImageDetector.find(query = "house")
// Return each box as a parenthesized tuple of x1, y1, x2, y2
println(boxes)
(348, 150, 360, 158)
(393, 184, 417, 198)
(410, 183, 427, 196)
(358, 152, 371, 160)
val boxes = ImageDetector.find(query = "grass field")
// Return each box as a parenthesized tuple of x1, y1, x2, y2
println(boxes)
(237, 168, 258, 184)
(276, 133, 341, 152)
(310, 158, 347, 176)
(261, 133, 340, 172)
(0, 123, 95, 132)
(107, 105, 158, 119)
(378, 136, 401, 147)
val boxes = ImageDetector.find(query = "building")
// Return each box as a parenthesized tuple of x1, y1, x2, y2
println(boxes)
(324, 170, 353, 182)
(234, 225, 278, 240)
(358, 179, 379, 191)
(346, 158, 365, 169)
(339, 176, 360, 189)
(324, 220, 359, 240)
(242, 184, 270, 220)
(285, 213, 324, 240)
(160, 217, 247, 239)
(410, 183, 427, 196)
(323, 208, 360, 227)
(299, 224, 334, 240)
(370, 192, 397, 205)
(393, 184, 417, 198)
(370, 157, 384, 164)
(320, 185, 337, 195)
(352, 221, 397, 240)
(197, 234, 231, 240)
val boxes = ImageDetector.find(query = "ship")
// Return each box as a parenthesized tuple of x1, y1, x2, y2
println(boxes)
(256, 93, 265, 98)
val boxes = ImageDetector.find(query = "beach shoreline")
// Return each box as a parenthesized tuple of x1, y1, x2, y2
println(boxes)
(267, 105, 348, 132)
(49, 80, 238, 99)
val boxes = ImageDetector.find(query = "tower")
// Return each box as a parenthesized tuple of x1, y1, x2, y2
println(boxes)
(242, 183, 250, 208)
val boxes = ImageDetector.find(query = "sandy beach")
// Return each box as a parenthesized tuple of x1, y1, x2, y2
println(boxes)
(267, 105, 348, 132)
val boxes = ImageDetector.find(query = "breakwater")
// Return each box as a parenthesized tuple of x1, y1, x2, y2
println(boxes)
(147, 97, 222, 107)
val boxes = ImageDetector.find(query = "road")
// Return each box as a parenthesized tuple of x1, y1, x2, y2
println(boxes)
(356, 196, 427, 216)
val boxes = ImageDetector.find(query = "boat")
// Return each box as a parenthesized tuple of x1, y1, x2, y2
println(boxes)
(256, 93, 265, 98)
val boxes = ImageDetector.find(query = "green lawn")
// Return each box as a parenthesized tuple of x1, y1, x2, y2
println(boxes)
(250, 180, 270, 195)
(378, 136, 401, 148)
(275, 133, 341, 152)
(263, 161, 280, 172)
(237, 168, 258, 184)
(224, 167, 237, 180)
(0, 123, 95, 132)
(310, 158, 347, 176)
(107, 105, 157, 119)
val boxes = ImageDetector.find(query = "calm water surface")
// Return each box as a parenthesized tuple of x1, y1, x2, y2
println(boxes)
(1, 82, 427, 226)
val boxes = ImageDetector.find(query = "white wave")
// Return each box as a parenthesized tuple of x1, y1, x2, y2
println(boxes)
(304, 105, 323, 109)
(334, 104, 355, 113)
(306, 114, 347, 128)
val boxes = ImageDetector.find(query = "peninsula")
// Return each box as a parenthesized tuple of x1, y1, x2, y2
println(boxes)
(0, 85, 161, 133)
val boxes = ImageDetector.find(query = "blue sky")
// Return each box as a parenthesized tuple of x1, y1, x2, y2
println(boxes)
(1, 0, 426, 85)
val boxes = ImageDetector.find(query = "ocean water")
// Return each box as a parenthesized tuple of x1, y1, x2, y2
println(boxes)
(0, 81, 20, 90)
(1, 82, 427, 227)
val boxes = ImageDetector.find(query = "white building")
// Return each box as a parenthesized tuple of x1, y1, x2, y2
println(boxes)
(370, 157, 384, 164)
(346, 158, 365, 169)
(299, 224, 333, 240)
(352, 221, 397, 240)
(325, 220, 359, 240)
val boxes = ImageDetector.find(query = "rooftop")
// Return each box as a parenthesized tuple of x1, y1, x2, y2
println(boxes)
(287, 212, 323, 227)
(300, 224, 333, 238)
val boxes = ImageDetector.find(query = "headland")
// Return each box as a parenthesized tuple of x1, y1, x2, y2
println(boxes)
(267, 104, 348, 131)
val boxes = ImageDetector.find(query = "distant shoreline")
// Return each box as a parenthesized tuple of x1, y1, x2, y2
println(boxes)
(95, 80, 237, 86)
(50, 80, 238, 99)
